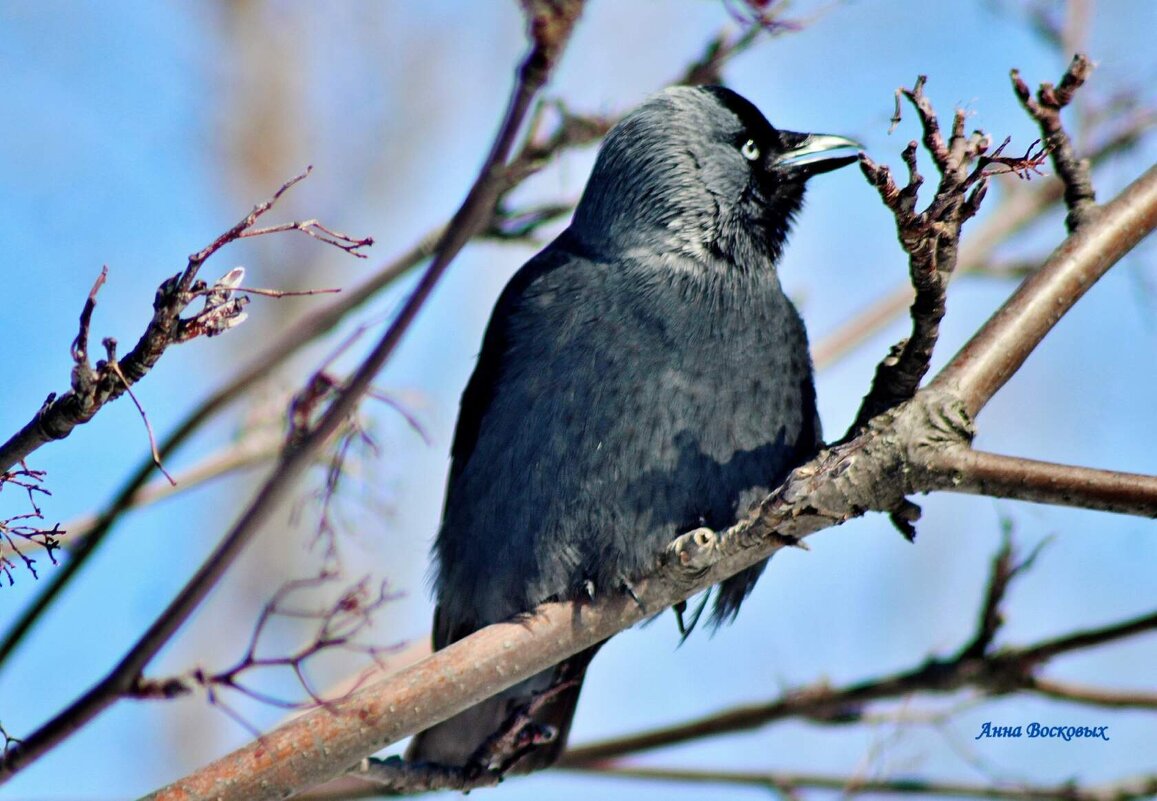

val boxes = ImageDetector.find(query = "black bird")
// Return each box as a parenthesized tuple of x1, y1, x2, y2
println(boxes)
(407, 85, 858, 771)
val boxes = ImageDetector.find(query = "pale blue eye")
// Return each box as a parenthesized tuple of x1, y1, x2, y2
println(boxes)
(740, 139, 760, 161)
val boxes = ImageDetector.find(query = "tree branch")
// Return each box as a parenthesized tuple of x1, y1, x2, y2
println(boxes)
(927, 448, 1157, 517)
(136, 398, 1153, 801)
(850, 77, 992, 433)
(1029, 677, 1157, 709)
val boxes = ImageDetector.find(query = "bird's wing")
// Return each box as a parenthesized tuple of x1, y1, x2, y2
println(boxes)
(434, 237, 584, 650)
(445, 238, 578, 493)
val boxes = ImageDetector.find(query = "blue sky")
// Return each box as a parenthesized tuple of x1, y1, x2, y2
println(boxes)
(1, 2, 1154, 799)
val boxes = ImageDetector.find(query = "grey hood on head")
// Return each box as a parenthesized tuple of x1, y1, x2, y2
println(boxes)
(570, 85, 859, 266)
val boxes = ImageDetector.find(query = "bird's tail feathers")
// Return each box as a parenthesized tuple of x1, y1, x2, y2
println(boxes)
(405, 645, 600, 773)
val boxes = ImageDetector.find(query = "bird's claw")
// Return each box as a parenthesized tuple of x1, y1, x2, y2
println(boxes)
(670, 526, 719, 575)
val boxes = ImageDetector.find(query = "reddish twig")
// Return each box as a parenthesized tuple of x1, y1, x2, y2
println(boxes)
(966, 136, 1050, 183)
(131, 575, 399, 720)
(70, 266, 108, 366)
(0, 467, 62, 585)
(0, 518, 62, 586)
(239, 219, 373, 257)
(0, 466, 49, 512)
(219, 285, 342, 299)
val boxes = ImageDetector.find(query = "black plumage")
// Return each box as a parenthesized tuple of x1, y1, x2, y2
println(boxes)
(407, 85, 858, 771)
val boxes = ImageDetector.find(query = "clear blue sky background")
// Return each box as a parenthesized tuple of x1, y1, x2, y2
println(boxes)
(0, 2, 1154, 799)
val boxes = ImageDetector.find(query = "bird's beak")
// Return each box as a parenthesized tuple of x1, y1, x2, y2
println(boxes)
(774, 132, 861, 177)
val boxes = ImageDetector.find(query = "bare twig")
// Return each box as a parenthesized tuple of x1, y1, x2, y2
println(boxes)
(960, 529, 1027, 659)
(206, 285, 341, 299)
(130, 575, 399, 718)
(0, 467, 62, 584)
(850, 75, 996, 435)
(1018, 608, 1157, 665)
(104, 346, 176, 487)
(0, 725, 20, 763)
(0, 519, 62, 587)
(0, 169, 368, 473)
(1029, 678, 1157, 709)
(239, 218, 373, 257)
(70, 266, 108, 365)
(1011, 53, 1098, 231)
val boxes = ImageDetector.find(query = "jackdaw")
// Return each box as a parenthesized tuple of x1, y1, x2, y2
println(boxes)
(407, 85, 858, 771)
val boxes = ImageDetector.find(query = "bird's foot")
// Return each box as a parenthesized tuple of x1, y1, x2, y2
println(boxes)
(669, 526, 719, 577)
(464, 679, 578, 776)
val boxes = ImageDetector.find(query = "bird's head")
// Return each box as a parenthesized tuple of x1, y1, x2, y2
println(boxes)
(571, 85, 859, 268)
